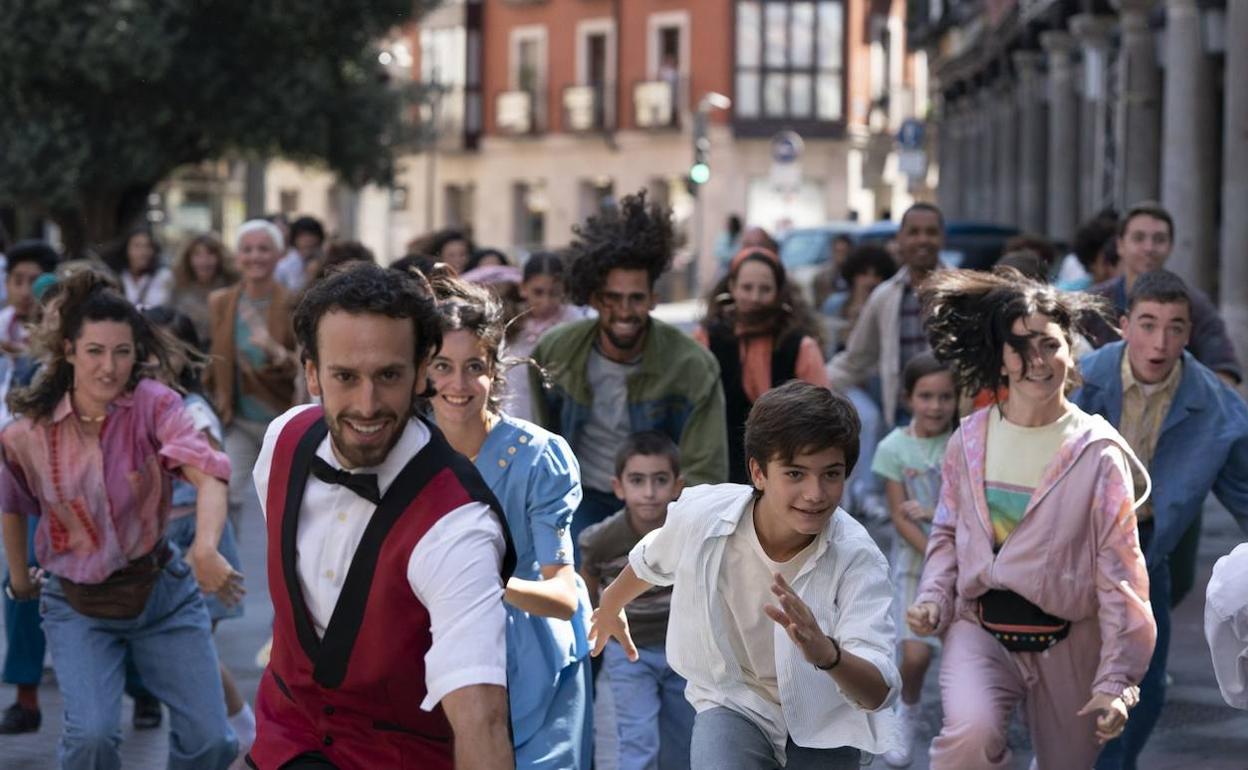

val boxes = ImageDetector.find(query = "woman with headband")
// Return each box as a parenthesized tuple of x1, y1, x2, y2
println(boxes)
(695, 247, 828, 483)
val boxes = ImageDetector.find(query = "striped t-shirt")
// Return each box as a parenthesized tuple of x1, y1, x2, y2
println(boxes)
(984, 406, 1088, 548)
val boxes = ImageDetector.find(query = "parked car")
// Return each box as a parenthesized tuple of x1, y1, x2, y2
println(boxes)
(853, 220, 1021, 272)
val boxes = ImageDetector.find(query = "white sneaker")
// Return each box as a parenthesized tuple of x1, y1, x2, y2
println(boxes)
(883, 700, 921, 767)
(227, 703, 256, 770)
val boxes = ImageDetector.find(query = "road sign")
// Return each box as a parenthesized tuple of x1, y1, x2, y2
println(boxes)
(770, 130, 804, 164)
(897, 118, 925, 150)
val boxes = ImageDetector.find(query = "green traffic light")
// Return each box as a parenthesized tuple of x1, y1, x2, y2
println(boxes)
(689, 162, 710, 185)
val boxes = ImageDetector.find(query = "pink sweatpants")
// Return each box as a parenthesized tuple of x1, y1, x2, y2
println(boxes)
(929, 617, 1106, 770)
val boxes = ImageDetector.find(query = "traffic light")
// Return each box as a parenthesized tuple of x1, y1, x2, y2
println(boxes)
(689, 111, 710, 189)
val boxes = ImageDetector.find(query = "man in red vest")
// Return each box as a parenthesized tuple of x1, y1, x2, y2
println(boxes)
(247, 263, 515, 769)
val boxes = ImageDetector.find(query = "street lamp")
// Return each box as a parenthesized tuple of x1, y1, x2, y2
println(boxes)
(690, 92, 732, 294)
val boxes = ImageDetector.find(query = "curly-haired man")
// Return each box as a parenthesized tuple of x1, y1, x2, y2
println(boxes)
(530, 191, 728, 562)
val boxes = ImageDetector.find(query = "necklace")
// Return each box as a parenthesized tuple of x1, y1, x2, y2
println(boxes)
(78, 412, 106, 424)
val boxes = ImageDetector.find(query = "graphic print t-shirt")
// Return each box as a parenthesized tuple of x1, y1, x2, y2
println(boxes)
(984, 406, 1088, 548)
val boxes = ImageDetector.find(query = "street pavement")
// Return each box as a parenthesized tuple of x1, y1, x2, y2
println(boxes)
(2, 489, 1245, 769)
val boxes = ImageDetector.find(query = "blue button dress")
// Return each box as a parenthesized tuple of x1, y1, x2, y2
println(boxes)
(473, 413, 594, 769)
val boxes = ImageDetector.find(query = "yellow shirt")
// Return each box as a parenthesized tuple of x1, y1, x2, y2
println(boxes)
(1119, 353, 1183, 521)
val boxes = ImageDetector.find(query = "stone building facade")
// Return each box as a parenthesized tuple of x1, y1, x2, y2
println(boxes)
(914, 0, 1246, 361)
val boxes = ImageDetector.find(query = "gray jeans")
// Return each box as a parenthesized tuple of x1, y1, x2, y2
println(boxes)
(224, 417, 268, 532)
(690, 707, 862, 770)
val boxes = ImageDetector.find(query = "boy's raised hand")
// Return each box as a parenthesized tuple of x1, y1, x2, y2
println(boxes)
(764, 573, 839, 668)
(589, 606, 639, 661)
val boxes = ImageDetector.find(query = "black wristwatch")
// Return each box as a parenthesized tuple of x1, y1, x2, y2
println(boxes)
(814, 635, 842, 670)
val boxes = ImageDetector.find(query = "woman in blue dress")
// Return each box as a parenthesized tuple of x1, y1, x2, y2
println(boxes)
(424, 271, 593, 769)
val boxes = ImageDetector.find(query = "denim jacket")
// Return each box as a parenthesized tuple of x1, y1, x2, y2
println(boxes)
(529, 318, 729, 487)
(1073, 342, 1248, 564)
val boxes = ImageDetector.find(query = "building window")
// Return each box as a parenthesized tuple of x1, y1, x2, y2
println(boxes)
(512, 181, 546, 252)
(735, 1, 844, 125)
(501, 25, 547, 133)
(569, 18, 616, 131)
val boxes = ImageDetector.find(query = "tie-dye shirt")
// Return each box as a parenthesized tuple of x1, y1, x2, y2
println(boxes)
(0, 379, 231, 584)
(984, 406, 1089, 548)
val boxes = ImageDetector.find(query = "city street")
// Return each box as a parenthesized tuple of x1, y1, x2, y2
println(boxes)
(2, 491, 1245, 769)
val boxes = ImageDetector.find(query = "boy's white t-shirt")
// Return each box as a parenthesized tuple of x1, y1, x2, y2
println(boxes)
(694, 502, 817, 738)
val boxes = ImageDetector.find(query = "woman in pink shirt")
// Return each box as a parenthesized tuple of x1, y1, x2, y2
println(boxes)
(0, 268, 242, 770)
(906, 268, 1156, 769)
(695, 247, 828, 483)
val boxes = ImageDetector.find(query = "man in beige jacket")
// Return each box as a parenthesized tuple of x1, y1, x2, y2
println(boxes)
(826, 203, 945, 428)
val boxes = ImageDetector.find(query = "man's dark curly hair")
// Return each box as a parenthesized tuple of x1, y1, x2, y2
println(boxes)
(566, 190, 674, 305)
(294, 262, 442, 368)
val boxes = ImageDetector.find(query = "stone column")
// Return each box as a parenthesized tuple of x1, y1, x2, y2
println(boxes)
(937, 94, 961, 216)
(1161, 0, 1218, 296)
(1042, 31, 1079, 242)
(1113, 0, 1161, 207)
(994, 78, 1019, 226)
(957, 97, 976, 218)
(973, 88, 996, 220)
(1070, 14, 1116, 218)
(1223, 0, 1248, 366)
(1014, 50, 1048, 233)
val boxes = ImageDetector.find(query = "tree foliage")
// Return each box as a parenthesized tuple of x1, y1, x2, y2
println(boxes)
(0, 0, 437, 254)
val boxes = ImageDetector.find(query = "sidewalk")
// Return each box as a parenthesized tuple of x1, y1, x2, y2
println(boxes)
(2, 496, 1245, 769)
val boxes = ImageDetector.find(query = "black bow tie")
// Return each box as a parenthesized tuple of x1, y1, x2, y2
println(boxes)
(310, 456, 381, 505)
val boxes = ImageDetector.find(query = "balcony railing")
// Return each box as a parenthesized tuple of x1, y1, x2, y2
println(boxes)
(632, 77, 683, 130)
(562, 83, 611, 133)
(496, 89, 542, 136)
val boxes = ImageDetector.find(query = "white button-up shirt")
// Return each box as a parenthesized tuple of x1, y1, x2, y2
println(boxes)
(254, 405, 507, 710)
(1206, 542, 1248, 710)
(629, 483, 900, 762)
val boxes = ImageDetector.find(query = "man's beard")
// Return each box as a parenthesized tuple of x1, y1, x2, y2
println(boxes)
(326, 410, 405, 468)
(600, 316, 647, 354)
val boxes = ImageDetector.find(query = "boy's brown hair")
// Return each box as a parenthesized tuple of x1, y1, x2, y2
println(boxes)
(744, 381, 860, 476)
(614, 430, 681, 478)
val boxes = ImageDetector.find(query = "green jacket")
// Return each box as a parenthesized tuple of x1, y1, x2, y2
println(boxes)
(529, 318, 729, 487)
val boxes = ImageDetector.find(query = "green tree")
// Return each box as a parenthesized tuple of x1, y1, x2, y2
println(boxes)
(0, 0, 437, 256)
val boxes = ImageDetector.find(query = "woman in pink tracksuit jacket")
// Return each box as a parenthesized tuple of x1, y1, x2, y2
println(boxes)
(907, 268, 1157, 769)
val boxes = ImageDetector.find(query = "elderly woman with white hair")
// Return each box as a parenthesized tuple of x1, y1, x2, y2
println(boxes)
(207, 220, 298, 531)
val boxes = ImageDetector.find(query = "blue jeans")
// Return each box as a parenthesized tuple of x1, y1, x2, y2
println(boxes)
(40, 557, 237, 770)
(571, 487, 620, 568)
(3, 515, 45, 686)
(604, 642, 695, 770)
(1095, 559, 1171, 770)
(689, 707, 861, 770)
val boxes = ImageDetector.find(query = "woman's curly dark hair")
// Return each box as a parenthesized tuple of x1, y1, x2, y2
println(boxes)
(566, 190, 674, 305)
(7, 266, 188, 421)
(427, 269, 509, 415)
(920, 267, 1111, 398)
(699, 250, 823, 348)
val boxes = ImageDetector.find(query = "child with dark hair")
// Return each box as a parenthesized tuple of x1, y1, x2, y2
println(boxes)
(871, 352, 957, 767)
(591, 381, 900, 770)
(504, 252, 583, 421)
(0, 240, 58, 359)
(579, 431, 693, 770)
(909, 268, 1155, 768)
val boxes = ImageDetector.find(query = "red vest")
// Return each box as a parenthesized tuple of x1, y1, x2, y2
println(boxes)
(249, 408, 514, 770)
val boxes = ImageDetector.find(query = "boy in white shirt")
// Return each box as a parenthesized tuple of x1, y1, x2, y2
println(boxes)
(591, 381, 900, 770)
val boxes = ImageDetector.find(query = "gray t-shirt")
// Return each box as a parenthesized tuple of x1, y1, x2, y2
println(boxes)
(576, 347, 640, 491)
(579, 509, 672, 649)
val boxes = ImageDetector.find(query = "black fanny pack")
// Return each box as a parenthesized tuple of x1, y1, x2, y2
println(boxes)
(977, 589, 1071, 652)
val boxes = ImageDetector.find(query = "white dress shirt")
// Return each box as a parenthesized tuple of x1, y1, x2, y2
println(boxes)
(1206, 542, 1248, 710)
(255, 405, 507, 710)
(629, 483, 900, 763)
